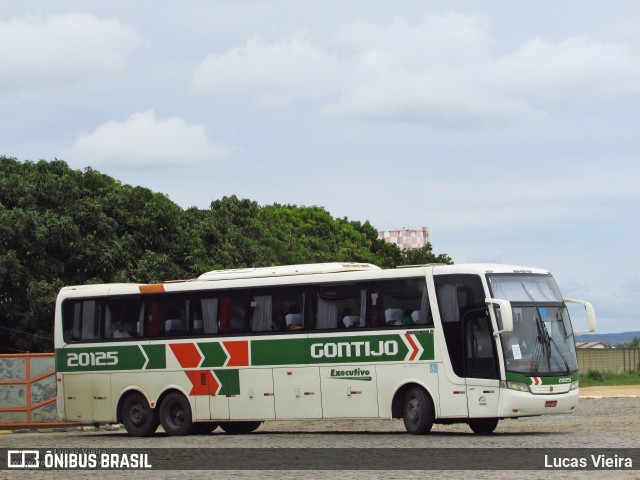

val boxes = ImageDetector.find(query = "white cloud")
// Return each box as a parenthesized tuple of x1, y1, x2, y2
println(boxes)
(192, 35, 343, 107)
(61, 111, 233, 168)
(191, 12, 640, 126)
(393, 163, 640, 232)
(493, 36, 640, 98)
(0, 13, 146, 93)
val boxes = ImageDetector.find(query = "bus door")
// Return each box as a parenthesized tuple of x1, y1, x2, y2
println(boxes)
(463, 305, 500, 419)
(435, 274, 499, 418)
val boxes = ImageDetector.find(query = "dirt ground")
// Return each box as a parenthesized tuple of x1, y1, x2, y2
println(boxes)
(579, 384, 640, 397)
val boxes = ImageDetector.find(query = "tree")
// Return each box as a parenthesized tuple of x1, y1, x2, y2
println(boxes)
(0, 157, 453, 352)
(400, 243, 453, 266)
(617, 337, 640, 349)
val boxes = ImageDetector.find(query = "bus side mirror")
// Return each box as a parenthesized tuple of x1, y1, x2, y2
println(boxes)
(564, 298, 596, 334)
(486, 298, 513, 336)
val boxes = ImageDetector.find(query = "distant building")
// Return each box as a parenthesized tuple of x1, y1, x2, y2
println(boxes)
(378, 227, 430, 250)
(576, 341, 608, 349)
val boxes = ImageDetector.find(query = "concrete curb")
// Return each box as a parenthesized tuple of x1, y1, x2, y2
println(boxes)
(579, 395, 640, 399)
(0, 424, 121, 434)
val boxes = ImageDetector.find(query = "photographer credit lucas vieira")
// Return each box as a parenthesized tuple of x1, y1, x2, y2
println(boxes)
(545, 453, 633, 469)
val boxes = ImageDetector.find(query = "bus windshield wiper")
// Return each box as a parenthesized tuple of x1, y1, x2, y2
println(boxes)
(548, 335, 571, 375)
(531, 316, 547, 376)
(532, 315, 570, 376)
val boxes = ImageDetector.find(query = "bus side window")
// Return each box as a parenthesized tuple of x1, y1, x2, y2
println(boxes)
(107, 297, 141, 339)
(61, 299, 104, 342)
(146, 301, 162, 337)
(316, 284, 364, 330)
(250, 288, 305, 332)
(62, 300, 79, 342)
(192, 296, 218, 335)
(219, 295, 247, 334)
(371, 278, 430, 328)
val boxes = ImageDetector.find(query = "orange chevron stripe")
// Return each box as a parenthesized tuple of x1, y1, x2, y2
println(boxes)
(223, 340, 249, 367)
(184, 370, 219, 396)
(170, 343, 202, 369)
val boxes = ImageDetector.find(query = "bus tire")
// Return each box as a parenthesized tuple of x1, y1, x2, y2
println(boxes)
(402, 386, 434, 435)
(219, 421, 262, 434)
(191, 422, 219, 434)
(120, 392, 159, 437)
(159, 392, 193, 436)
(468, 418, 499, 435)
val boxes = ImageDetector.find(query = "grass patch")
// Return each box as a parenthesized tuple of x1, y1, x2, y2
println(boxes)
(578, 369, 640, 387)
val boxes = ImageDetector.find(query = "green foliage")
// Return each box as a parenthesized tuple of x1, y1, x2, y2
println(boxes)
(400, 243, 453, 266)
(579, 369, 640, 387)
(587, 370, 604, 382)
(0, 157, 452, 352)
(616, 337, 640, 349)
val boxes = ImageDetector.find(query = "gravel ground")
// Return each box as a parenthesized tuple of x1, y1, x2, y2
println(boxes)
(1, 394, 638, 479)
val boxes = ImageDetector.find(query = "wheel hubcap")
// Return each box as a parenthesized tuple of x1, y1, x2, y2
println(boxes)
(130, 403, 145, 426)
(169, 404, 184, 427)
(407, 398, 420, 424)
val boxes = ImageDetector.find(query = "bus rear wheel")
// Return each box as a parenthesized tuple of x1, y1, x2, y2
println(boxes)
(120, 392, 159, 437)
(159, 392, 193, 436)
(402, 386, 434, 435)
(219, 421, 262, 434)
(468, 418, 499, 434)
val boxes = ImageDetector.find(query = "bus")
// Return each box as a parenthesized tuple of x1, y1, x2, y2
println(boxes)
(54, 262, 596, 436)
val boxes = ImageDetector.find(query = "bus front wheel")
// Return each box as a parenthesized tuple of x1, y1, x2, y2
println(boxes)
(191, 422, 219, 434)
(468, 418, 499, 434)
(219, 421, 262, 434)
(159, 392, 193, 436)
(402, 386, 434, 435)
(120, 392, 159, 437)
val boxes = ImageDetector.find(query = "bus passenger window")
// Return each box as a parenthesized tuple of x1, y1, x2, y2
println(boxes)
(142, 295, 189, 337)
(370, 278, 431, 328)
(62, 299, 103, 342)
(316, 284, 365, 330)
(107, 297, 141, 339)
(251, 288, 305, 332)
(218, 295, 246, 334)
(192, 297, 218, 335)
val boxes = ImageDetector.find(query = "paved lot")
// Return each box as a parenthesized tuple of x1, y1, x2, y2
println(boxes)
(579, 385, 640, 397)
(1, 394, 638, 479)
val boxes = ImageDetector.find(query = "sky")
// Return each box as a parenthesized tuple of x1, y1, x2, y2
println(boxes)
(1, 1, 639, 333)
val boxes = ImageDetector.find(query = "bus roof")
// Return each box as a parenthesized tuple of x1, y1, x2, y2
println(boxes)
(56, 263, 553, 298)
(197, 263, 381, 281)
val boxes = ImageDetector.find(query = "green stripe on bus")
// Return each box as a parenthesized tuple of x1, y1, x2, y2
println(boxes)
(198, 342, 228, 368)
(251, 338, 308, 366)
(215, 369, 240, 396)
(142, 344, 166, 369)
(505, 371, 578, 385)
(56, 345, 147, 372)
(56, 331, 436, 373)
(306, 334, 410, 364)
(414, 332, 435, 361)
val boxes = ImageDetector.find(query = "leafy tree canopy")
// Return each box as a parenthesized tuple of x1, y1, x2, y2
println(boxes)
(0, 157, 452, 352)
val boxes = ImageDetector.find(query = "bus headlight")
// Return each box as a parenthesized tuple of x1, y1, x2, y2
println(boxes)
(500, 380, 530, 393)
(570, 380, 579, 391)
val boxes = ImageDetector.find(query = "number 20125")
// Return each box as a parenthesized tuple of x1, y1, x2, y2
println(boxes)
(67, 351, 118, 367)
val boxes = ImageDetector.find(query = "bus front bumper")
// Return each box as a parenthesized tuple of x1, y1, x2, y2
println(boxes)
(498, 388, 579, 418)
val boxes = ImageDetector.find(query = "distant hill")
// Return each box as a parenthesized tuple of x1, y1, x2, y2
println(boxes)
(575, 331, 640, 347)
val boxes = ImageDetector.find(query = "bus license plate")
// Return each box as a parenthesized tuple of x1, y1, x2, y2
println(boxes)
(545, 400, 557, 407)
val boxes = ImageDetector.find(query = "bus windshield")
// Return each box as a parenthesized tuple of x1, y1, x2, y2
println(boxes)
(487, 274, 578, 375)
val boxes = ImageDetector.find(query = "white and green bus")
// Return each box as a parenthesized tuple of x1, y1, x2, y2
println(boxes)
(54, 262, 596, 436)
